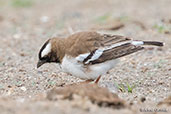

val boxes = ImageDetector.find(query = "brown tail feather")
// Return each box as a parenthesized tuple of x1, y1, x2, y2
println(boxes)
(143, 41, 164, 46)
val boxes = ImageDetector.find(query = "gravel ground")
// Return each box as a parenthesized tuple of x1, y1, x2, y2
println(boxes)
(0, 0, 171, 114)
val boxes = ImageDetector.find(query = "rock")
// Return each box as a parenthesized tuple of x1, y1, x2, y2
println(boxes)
(47, 83, 126, 109)
(158, 96, 171, 106)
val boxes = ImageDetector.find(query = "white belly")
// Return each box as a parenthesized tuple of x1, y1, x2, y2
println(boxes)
(61, 56, 119, 80)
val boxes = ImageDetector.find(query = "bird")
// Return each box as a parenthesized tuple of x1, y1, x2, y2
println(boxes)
(37, 31, 164, 83)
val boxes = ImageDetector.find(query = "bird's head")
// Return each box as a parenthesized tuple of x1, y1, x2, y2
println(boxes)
(37, 38, 64, 68)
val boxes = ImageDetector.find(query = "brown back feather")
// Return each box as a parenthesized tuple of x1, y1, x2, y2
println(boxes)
(64, 31, 144, 64)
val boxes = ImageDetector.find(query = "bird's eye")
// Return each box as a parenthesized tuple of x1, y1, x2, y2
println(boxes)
(41, 55, 48, 60)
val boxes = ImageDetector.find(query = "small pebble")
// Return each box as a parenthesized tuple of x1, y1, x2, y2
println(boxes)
(20, 86, 27, 92)
(13, 34, 21, 39)
(140, 97, 146, 103)
(40, 16, 49, 23)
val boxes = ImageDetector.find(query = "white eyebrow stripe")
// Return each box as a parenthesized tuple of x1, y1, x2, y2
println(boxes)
(41, 43, 51, 57)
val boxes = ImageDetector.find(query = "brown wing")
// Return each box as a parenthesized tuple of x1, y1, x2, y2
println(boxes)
(65, 31, 143, 64)
(66, 32, 131, 55)
(88, 43, 144, 64)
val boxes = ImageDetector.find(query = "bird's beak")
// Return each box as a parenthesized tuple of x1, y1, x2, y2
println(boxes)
(37, 60, 46, 68)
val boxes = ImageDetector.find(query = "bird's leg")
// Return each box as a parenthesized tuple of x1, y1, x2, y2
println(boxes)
(95, 75, 101, 84)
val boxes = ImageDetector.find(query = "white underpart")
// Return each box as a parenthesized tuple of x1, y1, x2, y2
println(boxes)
(61, 56, 119, 80)
(131, 41, 144, 46)
(41, 43, 51, 58)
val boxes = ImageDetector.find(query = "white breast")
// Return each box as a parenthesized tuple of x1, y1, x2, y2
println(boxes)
(61, 56, 119, 80)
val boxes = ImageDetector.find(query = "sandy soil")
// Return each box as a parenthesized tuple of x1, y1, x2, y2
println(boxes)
(0, 0, 171, 114)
